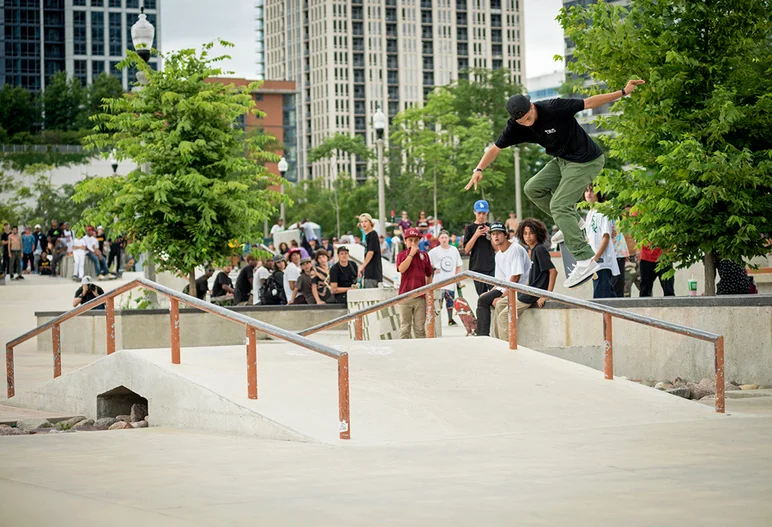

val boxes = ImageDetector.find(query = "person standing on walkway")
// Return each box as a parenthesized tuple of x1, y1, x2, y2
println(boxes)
(463, 200, 496, 296)
(396, 228, 434, 339)
(584, 185, 619, 299)
(8, 226, 23, 280)
(639, 245, 675, 297)
(429, 230, 463, 327)
(465, 79, 645, 289)
(357, 213, 382, 288)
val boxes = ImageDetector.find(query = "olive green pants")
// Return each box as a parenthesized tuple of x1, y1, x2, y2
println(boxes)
(524, 155, 605, 261)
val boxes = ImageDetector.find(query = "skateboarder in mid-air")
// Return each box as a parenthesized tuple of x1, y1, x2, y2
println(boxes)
(465, 79, 645, 288)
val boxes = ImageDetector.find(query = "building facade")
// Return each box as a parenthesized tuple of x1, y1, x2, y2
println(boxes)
(264, 0, 525, 184)
(526, 70, 563, 102)
(205, 77, 298, 183)
(0, 0, 161, 92)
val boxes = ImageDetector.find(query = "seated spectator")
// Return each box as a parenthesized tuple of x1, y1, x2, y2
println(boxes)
(330, 246, 358, 304)
(313, 249, 334, 304)
(380, 235, 392, 262)
(253, 258, 274, 304)
(211, 264, 235, 299)
(283, 249, 302, 301)
(188, 267, 214, 300)
(85, 226, 113, 279)
(291, 257, 316, 304)
(234, 256, 258, 305)
(73, 276, 105, 309)
(290, 239, 309, 259)
(50, 237, 69, 277)
(278, 242, 289, 255)
(259, 255, 287, 305)
(38, 250, 52, 275)
(716, 258, 756, 295)
(495, 219, 557, 341)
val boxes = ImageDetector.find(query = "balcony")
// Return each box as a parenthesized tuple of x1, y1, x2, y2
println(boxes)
(352, 6, 363, 20)
(456, 13, 467, 26)
(421, 10, 432, 24)
(422, 42, 433, 55)
(387, 24, 397, 37)
(353, 53, 365, 67)
(387, 40, 398, 53)
(422, 25, 433, 39)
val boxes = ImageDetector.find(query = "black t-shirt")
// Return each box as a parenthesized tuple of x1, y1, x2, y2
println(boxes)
(74, 284, 105, 309)
(96, 234, 106, 253)
(495, 98, 603, 163)
(518, 244, 556, 304)
(47, 228, 61, 247)
(463, 222, 495, 274)
(194, 275, 209, 300)
(1, 232, 8, 256)
(234, 265, 254, 304)
(212, 271, 233, 298)
(416, 220, 430, 232)
(330, 261, 358, 302)
(363, 230, 382, 281)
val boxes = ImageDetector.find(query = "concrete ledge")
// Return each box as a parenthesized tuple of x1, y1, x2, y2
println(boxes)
(36, 305, 348, 354)
(541, 294, 772, 309)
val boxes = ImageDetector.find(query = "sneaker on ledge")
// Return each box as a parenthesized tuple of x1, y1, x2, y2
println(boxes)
(448, 319, 458, 327)
(564, 258, 600, 289)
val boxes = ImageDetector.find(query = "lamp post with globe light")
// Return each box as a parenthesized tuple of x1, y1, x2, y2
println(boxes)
(278, 156, 288, 223)
(373, 107, 387, 236)
(130, 7, 155, 88)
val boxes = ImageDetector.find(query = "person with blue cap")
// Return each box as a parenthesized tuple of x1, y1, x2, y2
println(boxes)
(465, 79, 645, 288)
(463, 199, 496, 296)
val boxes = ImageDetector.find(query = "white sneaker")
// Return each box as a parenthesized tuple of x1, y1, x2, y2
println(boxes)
(564, 258, 600, 289)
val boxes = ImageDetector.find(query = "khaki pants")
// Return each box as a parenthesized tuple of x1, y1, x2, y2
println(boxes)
(492, 294, 534, 341)
(399, 297, 426, 339)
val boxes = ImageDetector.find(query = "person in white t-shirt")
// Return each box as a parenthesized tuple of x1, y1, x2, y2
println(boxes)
(429, 230, 463, 327)
(584, 185, 619, 298)
(283, 248, 302, 302)
(71, 230, 88, 280)
(253, 259, 273, 304)
(300, 218, 320, 242)
(476, 222, 530, 337)
(270, 218, 285, 236)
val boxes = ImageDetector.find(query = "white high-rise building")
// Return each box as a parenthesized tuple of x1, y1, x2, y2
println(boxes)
(264, 0, 525, 183)
(0, 0, 161, 93)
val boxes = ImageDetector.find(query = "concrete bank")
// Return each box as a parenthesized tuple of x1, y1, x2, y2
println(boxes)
(517, 295, 772, 384)
(35, 304, 347, 354)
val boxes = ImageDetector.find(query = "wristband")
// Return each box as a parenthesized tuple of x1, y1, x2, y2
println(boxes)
(474, 167, 483, 173)
(620, 87, 627, 96)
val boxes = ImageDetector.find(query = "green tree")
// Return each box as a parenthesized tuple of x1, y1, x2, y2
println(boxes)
(87, 72, 124, 116)
(42, 72, 88, 131)
(560, 0, 772, 295)
(0, 84, 39, 136)
(75, 41, 283, 296)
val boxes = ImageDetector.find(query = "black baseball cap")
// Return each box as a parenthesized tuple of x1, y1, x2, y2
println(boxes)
(337, 246, 349, 254)
(489, 222, 507, 234)
(506, 94, 531, 120)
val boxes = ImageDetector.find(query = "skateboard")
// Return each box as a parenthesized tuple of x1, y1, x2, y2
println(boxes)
(559, 241, 596, 288)
(453, 297, 477, 336)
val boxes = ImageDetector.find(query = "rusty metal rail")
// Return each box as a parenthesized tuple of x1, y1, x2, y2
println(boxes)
(300, 270, 725, 414)
(5, 278, 352, 440)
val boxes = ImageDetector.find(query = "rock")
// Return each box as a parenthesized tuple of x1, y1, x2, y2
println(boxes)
(740, 384, 759, 390)
(71, 419, 95, 430)
(130, 403, 148, 423)
(29, 427, 56, 434)
(672, 377, 687, 388)
(654, 382, 672, 391)
(115, 415, 131, 422)
(699, 378, 717, 391)
(108, 421, 133, 430)
(144, 415, 149, 423)
(57, 416, 87, 429)
(688, 381, 715, 400)
(0, 425, 24, 436)
(16, 418, 54, 433)
(131, 420, 148, 428)
(94, 417, 118, 428)
(642, 378, 657, 388)
(666, 386, 692, 399)
(74, 424, 105, 432)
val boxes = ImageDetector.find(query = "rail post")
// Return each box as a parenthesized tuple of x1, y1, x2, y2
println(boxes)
(52, 323, 62, 378)
(507, 289, 518, 350)
(603, 313, 613, 380)
(425, 289, 435, 338)
(338, 353, 350, 440)
(715, 336, 725, 413)
(354, 315, 363, 341)
(246, 326, 258, 400)
(170, 298, 180, 364)
(6, 345, 14, 398)
(106, 296, 116, 355)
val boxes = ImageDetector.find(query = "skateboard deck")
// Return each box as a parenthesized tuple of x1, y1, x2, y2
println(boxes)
(560, 242, 596, 288)
(453, 297, 477, 336)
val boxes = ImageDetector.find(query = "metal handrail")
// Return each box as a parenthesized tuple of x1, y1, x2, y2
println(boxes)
(5, 278, 351, 440)
(301, 270, 725, 414)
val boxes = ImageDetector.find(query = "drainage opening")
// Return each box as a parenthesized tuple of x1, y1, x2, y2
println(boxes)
(97, 386, 148, 419)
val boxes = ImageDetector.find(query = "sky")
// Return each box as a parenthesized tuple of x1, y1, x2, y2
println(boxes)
(160, 0, 565, 82)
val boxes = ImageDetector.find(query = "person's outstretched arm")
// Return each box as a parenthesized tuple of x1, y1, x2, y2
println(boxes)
(584, 80, 645, 109)
(465, 146, 502, 191)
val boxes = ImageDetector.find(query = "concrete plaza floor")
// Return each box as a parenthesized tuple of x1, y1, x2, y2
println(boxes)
(2, 274, 772, 525)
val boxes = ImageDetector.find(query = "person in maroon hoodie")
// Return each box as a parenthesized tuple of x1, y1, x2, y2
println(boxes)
(396, 227, 434, 339)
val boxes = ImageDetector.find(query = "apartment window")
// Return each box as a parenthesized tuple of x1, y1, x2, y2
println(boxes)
(109, 12, 122, 57)
(423, 57, 433, 70)
(387, 55, 398, 68)
(388, 101, 399, 116)
(144, 0, 156, 8)
(91, 11, 105, 55)
(422, 41, 432, 54)
(109, 0, 121, 7)
(354, 85, 365, 99)
(491, 0, 501, 8)
(387, 40, 398, 53)
(457, 42, 468, 56)
(352, 6, 363, 19)
(91, 0, 103, 5)
(386, 8, 397, 22)
(421, 0, 431, 6)
(492, 29, 502, 43)
(491, 14, 502, 27)
(387, 24, 397, 37)
(92, 60, 105, 80)
(354, 69, 365, 83)
(387, 70, 398, 84)
(388, 86, 399, 100)
(353, 53, 365, 67)
(492, 44, 502, 56)
(73, 11, 87, 55)
(355, 117, 366, 131)
(354, 101, 366, 114)
(456, 12, 467, 25)
(74, 59, 87, 85)
(457, 27, 467, 41)
(73, 0, 85, 5)
(456, 0, 467, 9)
(126, 0, 138, 8)
(422, 25, 432, 39)
(421, 10, 432, 23)
(423, 72, 434, 85)
(353, 22, 363, 36)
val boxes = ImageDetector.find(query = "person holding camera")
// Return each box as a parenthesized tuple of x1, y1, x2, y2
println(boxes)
(73, 276, 105, 309)
(463, 200, 496, 296)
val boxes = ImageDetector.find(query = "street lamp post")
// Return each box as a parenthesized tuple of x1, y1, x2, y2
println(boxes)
(373, 107, 387, 236)
(514, 146, 522, 222)
(130, 7, 154, 88)
(278, 156, 288, 223)
(108, 149, 118, 175)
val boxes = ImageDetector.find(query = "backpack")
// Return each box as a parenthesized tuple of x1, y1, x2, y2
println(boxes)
(260, 272, 285, 305)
